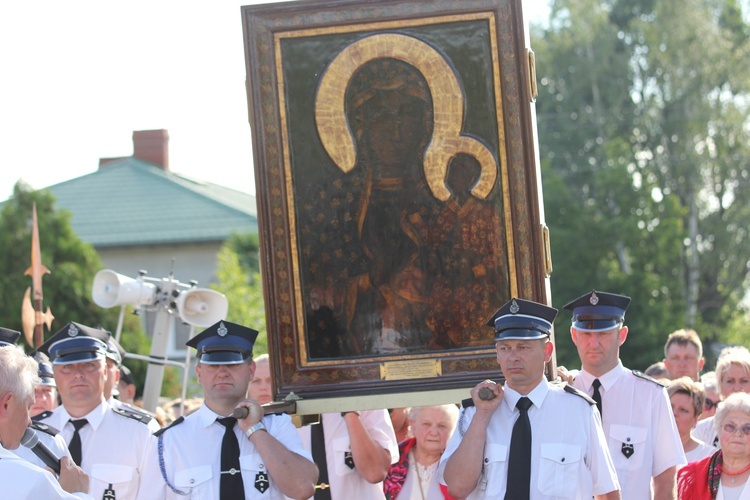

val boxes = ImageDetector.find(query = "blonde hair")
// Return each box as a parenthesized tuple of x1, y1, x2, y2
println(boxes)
(667, 376, 705, 417)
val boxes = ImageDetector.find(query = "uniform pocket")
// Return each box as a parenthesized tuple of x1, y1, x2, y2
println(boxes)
(482, 443, 509, 495)
(609, 424, 648, 469)
(537, 443, 582, 497)
(90, 464, 137, 499)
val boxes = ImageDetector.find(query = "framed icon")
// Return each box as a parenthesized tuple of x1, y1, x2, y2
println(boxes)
(242, 0, 550, 402)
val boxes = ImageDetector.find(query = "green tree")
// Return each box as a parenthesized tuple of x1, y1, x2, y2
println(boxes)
(532, 0, 750, 369)
(0, 182, 157, 389)
(212, 236, 267, 355)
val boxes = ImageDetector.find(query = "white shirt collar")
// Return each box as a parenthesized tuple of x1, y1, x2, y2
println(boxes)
(503, 378, 549, 412)
(578, 360, 626, 391)
(57, 399, 109, 431)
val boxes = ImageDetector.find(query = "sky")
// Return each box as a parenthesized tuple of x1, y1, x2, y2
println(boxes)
(0, 1, 549, 201)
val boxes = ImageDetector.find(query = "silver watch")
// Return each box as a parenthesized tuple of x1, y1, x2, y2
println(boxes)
(244, 421, 266, 438)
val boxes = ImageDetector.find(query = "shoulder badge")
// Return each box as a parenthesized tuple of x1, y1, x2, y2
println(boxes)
(112, 405, 154, 425)
(632, 370, 666, 387)
(154, 416, 184, 438)
(564, 384, 597, 405)
(31, 410, 54, 422)
(31, 420, 61, 437)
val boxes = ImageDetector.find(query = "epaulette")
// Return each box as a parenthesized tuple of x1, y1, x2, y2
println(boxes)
(154, 416, 184, 438)
(112, 405, 154, 425)
(32, 410, 54, 422)
(31, 420, 61, 437)
(632, 370, 666, 387)
(564, 384, 597, 405)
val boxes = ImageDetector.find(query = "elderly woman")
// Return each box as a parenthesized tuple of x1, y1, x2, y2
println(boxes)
(668, 377, 716, 465)
(702, 371, 721, 419)
(678, 392, 750, 499)
(384, 404, 459, 500)
(694, 347, 750, 448)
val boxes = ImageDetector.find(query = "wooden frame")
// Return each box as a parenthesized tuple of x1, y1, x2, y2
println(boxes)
(242, 0, 549, 403)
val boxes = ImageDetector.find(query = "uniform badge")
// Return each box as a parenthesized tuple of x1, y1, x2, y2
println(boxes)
(103, 484, 116, 499)
(218, 322, 228, 337)
(590, 292, 599, 305)
(68, 324, 79, 337)
(509, 299, 520, 314)
(255, 471, 269, 493)
(344, 451, 355, 469)
(621, 442, 634, 458)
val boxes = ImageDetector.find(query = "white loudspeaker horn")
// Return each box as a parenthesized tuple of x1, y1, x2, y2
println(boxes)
(176, 288, 229, 328)
(92, 269, 157, 308)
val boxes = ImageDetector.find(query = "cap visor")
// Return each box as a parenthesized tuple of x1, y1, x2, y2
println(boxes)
(198, 351, 248, 365)
(572, 319, 621, 332)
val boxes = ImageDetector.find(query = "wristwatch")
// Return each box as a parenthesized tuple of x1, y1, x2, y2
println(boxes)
(244, 422, 266, 438)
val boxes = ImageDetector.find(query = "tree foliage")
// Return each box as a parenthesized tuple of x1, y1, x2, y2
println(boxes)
(0, 182, 156, 392)
(212, 233, 267, 355)
(533, 0, 750, 369)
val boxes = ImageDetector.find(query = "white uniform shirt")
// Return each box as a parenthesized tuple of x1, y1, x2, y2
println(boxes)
(143, 402, 313, 499)
(13, 420, 71, 469)
(288, 410, 399, 500)
(574, 362, 686, 499)
(438, 379, 620, 499)
(683, 440, 716, 467)
(40, 400, 155, 500)
(0, 443, 93, 499)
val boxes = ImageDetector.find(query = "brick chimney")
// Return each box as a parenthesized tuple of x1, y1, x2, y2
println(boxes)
(133, 129, 169, 170)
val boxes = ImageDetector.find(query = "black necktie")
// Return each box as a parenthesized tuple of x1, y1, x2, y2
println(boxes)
(592, 379, 603, 419)
(505, 397, 532, 500)
(311, 422, 331, 500)
(218, 417, 245, 500)
(68, 419, 88, 467)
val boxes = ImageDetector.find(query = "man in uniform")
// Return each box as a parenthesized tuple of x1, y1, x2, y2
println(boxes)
(563, 290, 685, 499)
(142, 320, 318, 499)
(0, 344, 91, 498)
(439, 297, 620, 499)
(663, 328, 705, 381)
(36, 322, 156, 499)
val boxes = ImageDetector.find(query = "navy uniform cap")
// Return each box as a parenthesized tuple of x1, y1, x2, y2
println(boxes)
(0, 327, 21, 347)
(32, 352, 56, 387)
(563, 290, 631, 332)
(485, 298, 558, 342)
(119, 364, 135, 386)
(186, 320, 258, 365)
(37, 322, 110, 365)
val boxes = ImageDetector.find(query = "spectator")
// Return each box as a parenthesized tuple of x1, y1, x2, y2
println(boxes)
(248, 353, 273, 405)
(700, 371, 720, 419)
(645, 361, 670, 380)
(693, 346, 750, 448)
(384, 405, 458, 499)
(663, 329, 705, 381)
(667, 377, 716, 465)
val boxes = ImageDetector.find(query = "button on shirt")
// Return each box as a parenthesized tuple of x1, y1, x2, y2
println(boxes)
(0, 443, 94, 499)
(288, 410, 399, 500)
(438, 380, 620, 499)
(39, 400, 155, 500)
(143, 402, 312, 499)
(573, 362, 686, 499)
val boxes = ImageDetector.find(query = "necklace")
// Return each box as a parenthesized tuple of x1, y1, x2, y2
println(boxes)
(410, 450, 437, 500)
(723, 462, 750, 484)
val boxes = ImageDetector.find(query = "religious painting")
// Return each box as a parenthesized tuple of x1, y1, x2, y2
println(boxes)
(242, 0, 551, 401)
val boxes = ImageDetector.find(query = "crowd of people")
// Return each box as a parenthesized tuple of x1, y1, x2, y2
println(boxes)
(0, 288, 748, 499)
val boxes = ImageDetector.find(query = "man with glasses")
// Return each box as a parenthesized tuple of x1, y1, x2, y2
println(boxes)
(663, 329, 705, 382)
(562, 290, 685, 499)
(36, 322, 156, 499)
